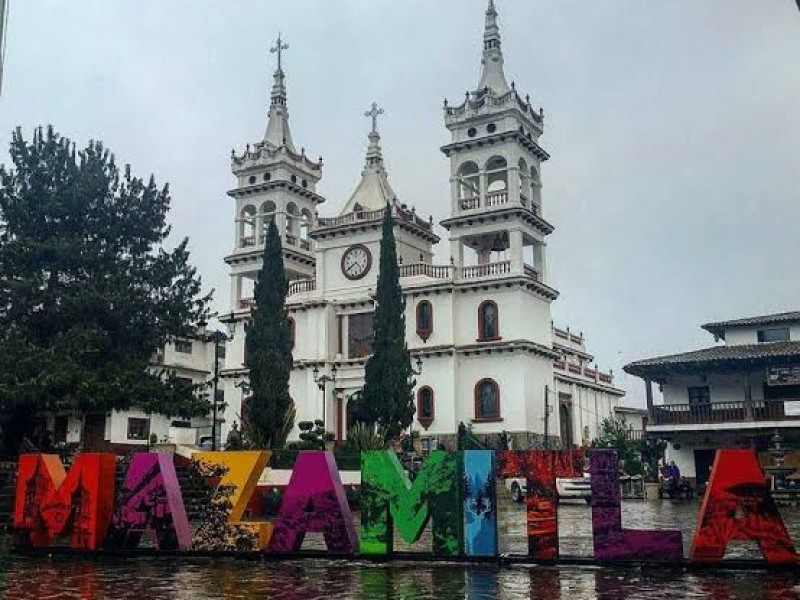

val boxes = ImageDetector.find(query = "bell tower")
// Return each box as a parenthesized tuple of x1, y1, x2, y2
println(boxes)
(226, 34, 325, 312)
(440, 0, 553, 286)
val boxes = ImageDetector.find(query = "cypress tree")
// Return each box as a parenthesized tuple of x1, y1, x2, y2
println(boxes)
(0, 126, 210, 456)
(361, 205, 414, 442)
(244, 220, 293, 448)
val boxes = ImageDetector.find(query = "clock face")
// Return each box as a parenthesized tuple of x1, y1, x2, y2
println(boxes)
(341, 244, 372, 280)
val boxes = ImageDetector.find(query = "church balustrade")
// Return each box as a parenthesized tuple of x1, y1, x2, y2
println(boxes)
(287, 279, 316, 295)
(240, 236, 256, 248)
(398, 263, 452, 279)
(461, 261, 511, 279)
(239, 297, 256, 309)
(485, 190, 508, 207)
(460, 196, 480, 210)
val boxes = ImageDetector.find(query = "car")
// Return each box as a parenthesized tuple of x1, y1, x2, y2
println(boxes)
(198, 435, 214, 450)
(506, 474, 592, 503)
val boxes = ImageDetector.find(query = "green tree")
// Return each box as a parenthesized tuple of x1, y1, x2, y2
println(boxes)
(361, 206, 414, 442)
(593, 415, 643, 476)
(243, 220, 293, 448)
(0, 126, 210, 456)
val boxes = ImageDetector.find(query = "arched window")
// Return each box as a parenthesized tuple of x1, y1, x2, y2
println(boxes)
(474, 379, 501, 421)
(286, 202, 298, 236)
(240, 205, 256, 247)
(457, 161, 480, 205)
(260, 201, 276, 243)
(518, 157, 530, 203)
(416, 300, 433, 342)
(300, 208, 313, 242)
(288, 316, 296, 350)
(478, 301, 500, 341)
(417, 387, 435, 429)
(485, 156, 508, 193)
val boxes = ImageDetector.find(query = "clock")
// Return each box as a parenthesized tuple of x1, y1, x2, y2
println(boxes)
(341, 244, 372, 280)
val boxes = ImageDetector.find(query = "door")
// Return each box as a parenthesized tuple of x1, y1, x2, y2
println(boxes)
(694, 449, 716, 489)
(559, 395, 573, 448)
(83, 414, 107, 451)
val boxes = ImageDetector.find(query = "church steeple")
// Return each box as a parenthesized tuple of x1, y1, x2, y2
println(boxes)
(477, 0, 511, 95)
(340, 102, 397, 215)
(264, 33, 296, 152)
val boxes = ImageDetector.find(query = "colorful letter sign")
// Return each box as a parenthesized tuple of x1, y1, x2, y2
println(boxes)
(691, 449, 796, 564)
(360, 450, 463, 555)
(14, 453, 116, 549)
(463, 450, 498, 557)
(497, 449, 582, 559)
(192, 451, 271, 551)
(105, 453, 191, 550)
(269, 451, 357, 553)
(589, 449, 682, 561)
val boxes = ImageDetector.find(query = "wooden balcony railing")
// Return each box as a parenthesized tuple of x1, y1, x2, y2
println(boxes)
(652, 400, 798, 426)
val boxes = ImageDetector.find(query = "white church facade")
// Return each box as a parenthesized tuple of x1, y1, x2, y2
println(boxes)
(219, 1, 624, 449)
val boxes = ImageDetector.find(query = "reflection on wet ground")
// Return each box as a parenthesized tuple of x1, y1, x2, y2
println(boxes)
(2, 500, 800, 599)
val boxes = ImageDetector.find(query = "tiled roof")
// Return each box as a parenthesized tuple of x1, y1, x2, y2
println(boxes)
(624, 341, 800, 379)
(702, 311, 800, 337)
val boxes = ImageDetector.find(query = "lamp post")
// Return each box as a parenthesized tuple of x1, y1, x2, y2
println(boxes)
(199, 312, 236, 451)
(312, 363, 337, 431)
(409, 355, 423, 444)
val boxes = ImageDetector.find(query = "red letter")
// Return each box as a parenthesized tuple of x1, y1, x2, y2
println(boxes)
(691, 449, 796, 564)
(14, 454, 116, 549)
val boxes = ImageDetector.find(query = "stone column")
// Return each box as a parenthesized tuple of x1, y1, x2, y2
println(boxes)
(229, 275, 242, 311)
(509, 229, 524, 275)
(508, 166, 521, 206)
(479, 172, 487, 208)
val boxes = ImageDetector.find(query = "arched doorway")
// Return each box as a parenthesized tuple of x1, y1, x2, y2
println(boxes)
(559, 395, 573, 448)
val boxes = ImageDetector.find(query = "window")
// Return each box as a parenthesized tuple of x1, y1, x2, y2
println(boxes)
(288, 317, 296, 349)
(263, 172, 271, 181)
(248, 175, 256, 184)
(291, 174, 298, 184)
(302, 179, 308, 188)
(758, 328, 790, 343)
(416, 301, 433, 342)
(478, 301, 500, 341)
(348, 312, 374, 359)
(688, 386, 711, 410)
(487, 123, 497, 133)
(174, 339, 193, 354)
(417, 387, 435, 429)
(474, 379, 501, 421)
(127, 418, 150, 441)
(216, 345, 226, 360)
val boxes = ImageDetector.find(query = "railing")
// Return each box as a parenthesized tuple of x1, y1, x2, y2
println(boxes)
(240, 236, 255, 247)
(460, 197, 480, 210)
(598, 373, 613, 384)
(239, 297, 256, 309)
(652, 400, 798, 426)
(300, 239, 311, 251)
(399, 263, 452, 279)
(317, 205, 432, 231)
(552, 360, 615, 386)
(625, 429, 645, 442)
(485, 190, 508, 207)
(288, 279, 316, 295)
(524, 265, 540, 281)
(461, 261, 510, 279)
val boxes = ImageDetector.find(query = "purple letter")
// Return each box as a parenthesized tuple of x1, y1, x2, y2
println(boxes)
(105, 453, 191, 550)
(268, 451, 357, 554)
(590, 449, 682, 561)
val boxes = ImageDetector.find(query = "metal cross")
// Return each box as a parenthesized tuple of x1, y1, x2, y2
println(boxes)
(364, 102, 384, 134)
(270, 32, 289, 72)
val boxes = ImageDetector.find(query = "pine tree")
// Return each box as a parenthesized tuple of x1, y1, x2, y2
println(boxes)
(361, 205, 414, 442)
(244, 220, 293, 448)
(0, 126, 210, 455)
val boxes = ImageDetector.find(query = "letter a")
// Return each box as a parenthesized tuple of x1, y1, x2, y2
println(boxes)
(105, 453, 191, 550)
(691, 449, 796, 564)
(269, 451, 357, 554)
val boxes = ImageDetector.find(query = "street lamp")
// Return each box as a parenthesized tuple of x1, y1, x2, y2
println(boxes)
(409, 354, 423, 443)
(199, 312, 236, 451)
(312, 363, 337, 430)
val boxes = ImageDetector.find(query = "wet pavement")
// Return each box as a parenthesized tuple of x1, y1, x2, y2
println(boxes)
(2, 499, 800, 599)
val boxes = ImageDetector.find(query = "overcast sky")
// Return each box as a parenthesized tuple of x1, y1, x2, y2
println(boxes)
(1, 0, 799, 405)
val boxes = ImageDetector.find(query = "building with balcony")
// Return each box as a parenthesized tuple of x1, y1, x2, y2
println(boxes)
(625, 310, 800, 488)
(220, 1, 624, 448)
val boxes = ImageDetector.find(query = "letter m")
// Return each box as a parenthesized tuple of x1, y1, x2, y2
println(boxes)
(360, 450, 462, 555)
(13, 454, 117, 549)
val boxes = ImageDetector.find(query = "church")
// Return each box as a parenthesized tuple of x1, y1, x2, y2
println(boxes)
(220, 1, 624, 449)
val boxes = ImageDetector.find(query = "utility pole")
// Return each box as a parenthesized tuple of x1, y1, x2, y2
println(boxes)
(0, 0, 9, 97)
(544, 384, 549, 449)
